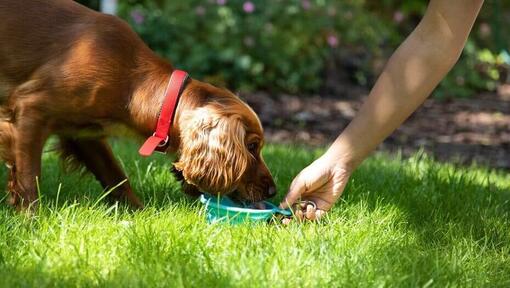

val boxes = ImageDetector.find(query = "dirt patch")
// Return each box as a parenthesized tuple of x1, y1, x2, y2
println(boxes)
(242, 88, 510, 170)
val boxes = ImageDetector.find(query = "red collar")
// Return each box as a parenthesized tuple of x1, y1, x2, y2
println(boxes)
(139, 70, 189, 156)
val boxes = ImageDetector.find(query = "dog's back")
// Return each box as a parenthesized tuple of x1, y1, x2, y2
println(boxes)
(0, 0, 154, 103)
(0, 0, 159, 160)
(0, 1, 89, 87)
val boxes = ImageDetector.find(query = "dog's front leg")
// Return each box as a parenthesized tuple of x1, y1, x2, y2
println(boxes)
(10, 106, 50, 211)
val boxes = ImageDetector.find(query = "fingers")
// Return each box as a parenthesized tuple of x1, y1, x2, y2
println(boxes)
(280, 162, 353, 224)
(288, 170, 348, 222)
(306, 204, 316, 220)
(305, 196, 333, 212)
(280, 162, 330, 209)
(294, 201, 327, 221)
(279, 172, 306, 209)
(281, 201, 327, 225)
(286, 209, 325, 223)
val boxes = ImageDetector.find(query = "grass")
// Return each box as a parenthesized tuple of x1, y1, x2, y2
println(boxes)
(0, 140, 509, 287)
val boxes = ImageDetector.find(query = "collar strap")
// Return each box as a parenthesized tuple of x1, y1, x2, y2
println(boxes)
(139, 70, 189, 156)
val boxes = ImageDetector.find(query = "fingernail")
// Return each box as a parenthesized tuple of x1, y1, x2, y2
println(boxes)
(316, 210, 325, 219)
(306, 205, 316, 220)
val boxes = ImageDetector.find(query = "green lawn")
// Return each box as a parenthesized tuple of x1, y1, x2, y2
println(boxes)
(0, 141, 508, 287)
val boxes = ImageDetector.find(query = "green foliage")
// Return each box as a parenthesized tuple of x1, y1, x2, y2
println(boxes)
(0, 142, 509, 286)
(117, 0, 390, 93)
(435, 41, 510, 99)
(79, 0, 510, 97)
(75, 0, 99, 10)
(367, 1, 510, 99)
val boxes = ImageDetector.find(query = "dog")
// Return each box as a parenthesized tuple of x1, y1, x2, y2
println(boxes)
(0, 0, 276, 210)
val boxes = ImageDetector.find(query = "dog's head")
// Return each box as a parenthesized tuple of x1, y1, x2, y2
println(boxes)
(173, 82, 276, 202)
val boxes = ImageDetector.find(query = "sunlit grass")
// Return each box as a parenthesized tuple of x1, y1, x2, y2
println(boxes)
(0, 141, 508, 287)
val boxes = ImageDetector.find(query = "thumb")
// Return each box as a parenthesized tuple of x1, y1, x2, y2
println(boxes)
(280, 163, 329, 209)
(279, 172, 306, 209)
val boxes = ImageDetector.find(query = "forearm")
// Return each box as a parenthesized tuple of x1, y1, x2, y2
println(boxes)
(328, 0, 483, 168)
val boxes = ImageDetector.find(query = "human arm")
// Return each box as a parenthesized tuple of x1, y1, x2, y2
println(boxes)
(282, 0, 485, 220)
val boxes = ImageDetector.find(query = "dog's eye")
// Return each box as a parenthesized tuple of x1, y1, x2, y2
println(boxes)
(247, 142, 258, 153)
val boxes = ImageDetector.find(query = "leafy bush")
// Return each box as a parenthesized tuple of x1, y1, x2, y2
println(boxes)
(367, 0, 510, 99)
(117, 0, 390, 93)
(435, 41, 510, 99)
(79, 0, 510, 98)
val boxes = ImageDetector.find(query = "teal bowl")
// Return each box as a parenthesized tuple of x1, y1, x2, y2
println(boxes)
(199, 194, 292, 224)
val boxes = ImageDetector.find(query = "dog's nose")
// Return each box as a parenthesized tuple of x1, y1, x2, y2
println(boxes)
(266, 186, 277, 198)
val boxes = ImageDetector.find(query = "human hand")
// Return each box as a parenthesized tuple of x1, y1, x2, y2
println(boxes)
(280, 152, 352, 221)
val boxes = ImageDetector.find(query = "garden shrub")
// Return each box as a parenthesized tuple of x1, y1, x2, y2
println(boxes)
(435, 41, 510, 99)
(367, 0, 510, 99)
(117, 0, 390, 93)
(78, 0, 509, 98)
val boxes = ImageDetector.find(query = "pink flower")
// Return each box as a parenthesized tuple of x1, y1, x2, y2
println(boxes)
(216, 0, 227, 5)
(327, 34, 339, 48)
(130, 9, 145, 25)
(195, 6, 206, 16)
(302, 0, 311, 10)
(393, 11, 404, 23)
(478, 23, 491, 38)
(243, 1, 255, 13)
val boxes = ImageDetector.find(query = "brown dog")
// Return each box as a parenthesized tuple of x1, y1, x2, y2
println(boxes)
(0, 0, 276, 210)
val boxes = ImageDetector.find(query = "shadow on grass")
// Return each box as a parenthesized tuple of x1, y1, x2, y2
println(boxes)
(345, 152, 510, 247)
(264, 145, 510, 284)
(262, 144, 510, 259)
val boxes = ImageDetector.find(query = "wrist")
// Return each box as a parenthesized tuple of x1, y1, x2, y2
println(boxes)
(323, 144, 358, 172)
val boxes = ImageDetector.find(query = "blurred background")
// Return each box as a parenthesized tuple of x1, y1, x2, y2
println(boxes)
(78, 0, 510, 169)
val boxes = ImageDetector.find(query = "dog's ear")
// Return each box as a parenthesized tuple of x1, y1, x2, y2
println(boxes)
(170, 165, 202, 198)
(174, 107, 249, 194)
